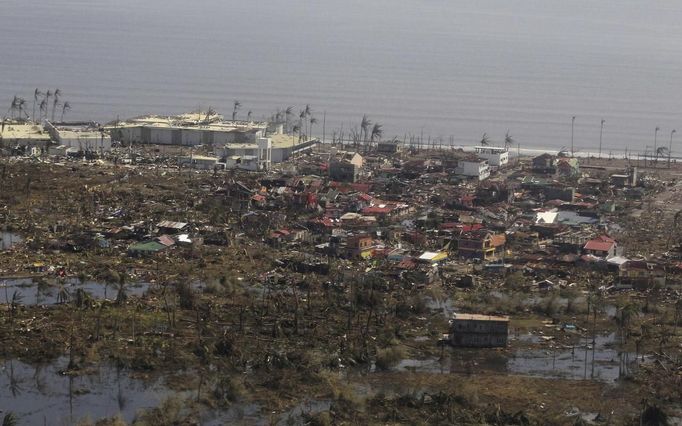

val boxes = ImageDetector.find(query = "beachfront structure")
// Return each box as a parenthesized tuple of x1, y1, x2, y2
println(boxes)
(474, 146, 509, 167)
(455, 157, 490, 180)
(0, 122, 51, 148)
(45, 122, 112, 153)
(105, 112, 267, 147)
(449, 313, 509, 348)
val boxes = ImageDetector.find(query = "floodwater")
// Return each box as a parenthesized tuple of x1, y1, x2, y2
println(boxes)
(0, 232, 22, 250)
(0, 277, 150, 305)
(3, 0, 682, 153)
(390, 333, 640, 383)
(0, 357, 176, 425)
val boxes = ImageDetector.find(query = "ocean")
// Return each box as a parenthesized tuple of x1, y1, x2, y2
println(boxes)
(2, 0, 682, 154)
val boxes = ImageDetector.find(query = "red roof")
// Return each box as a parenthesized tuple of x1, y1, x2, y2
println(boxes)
(251, 194, 266, 202)
(584, 236, 615, 252)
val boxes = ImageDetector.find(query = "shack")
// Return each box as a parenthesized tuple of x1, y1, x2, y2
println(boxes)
(449, 313, 509, 347)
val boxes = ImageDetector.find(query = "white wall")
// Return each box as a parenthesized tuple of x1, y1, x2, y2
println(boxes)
(456, 161, 490, 180)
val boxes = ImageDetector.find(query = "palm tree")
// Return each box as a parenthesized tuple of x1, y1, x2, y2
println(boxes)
(292, 123, 301, 150)
(656, 146, 668, 159)
(32, 88, 43, 122)
(304, 104, 312, 135)
(44, 90, 52, 119)
(2, 412, 17, 426)
(8, 96, 18, 118)
(39, 99, 48, 120)
(15, 98, 27, 120)
(370, 122, 383, 148)
(480, 132, 490, 146)
(299, 110, 306, 140)
(61, 102, 71, 122)
(360, 114, 371, 149)
(232, 100, 241, 121)
(247, 110, 252, 121)
(285, 106, 294, 132)
(51, 88, 61, 121)
(504, 130, 514, 149)
(309, 117, 318, 138)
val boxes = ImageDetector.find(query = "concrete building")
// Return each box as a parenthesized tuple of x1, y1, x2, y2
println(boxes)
(218, 134, 317, 165)
(225, 155, 260, 171)
(45, 122, 112, 153)
(450, 313, 509, 347)
(0, 122, 51, 149)
(105, 111, 267, 147)
(455, 158, 490, 180)
(218, 137, 272, 171)
(474, 146, 509, 167)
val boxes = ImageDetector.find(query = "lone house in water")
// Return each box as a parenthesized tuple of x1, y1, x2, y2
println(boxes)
(450, 313, 509, 347)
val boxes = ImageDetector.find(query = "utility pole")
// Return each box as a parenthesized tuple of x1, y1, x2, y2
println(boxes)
(598, 119, 605, 159)
(669, 129, 676, 168)
(654, 127, 660, 166)
(571, 116, 576, 157)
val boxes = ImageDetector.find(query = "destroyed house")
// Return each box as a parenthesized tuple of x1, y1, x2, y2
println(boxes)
(157, 221, 188, 234)
(458, 230, 506, 261)
(620, 260, 666, 289)
(556, 157, 580, 177)
(329, 160, 359, 183)
(450, 313, 509, 347)
(532, 153, 556, 174)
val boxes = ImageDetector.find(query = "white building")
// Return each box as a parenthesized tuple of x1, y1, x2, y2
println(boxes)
(45, 122, 112, 153)
(0, 122, 51, 148)
(455, 158, 490, 180)
(219, 137, 272, 171)
(217, 134, 318, 165)
(225, 155, 261, 171)
(105, 111, 267, 146)
(474, 146, 509, 167)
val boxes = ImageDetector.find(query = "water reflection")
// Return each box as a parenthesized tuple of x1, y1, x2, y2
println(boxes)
(0, 278, 151, 306)
(0, 357, 173, 424)
(380, 333, 640, 383)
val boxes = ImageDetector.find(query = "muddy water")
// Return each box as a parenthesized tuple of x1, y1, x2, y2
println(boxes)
(0, 357, 178, 424)
(0, 278, 150, 305)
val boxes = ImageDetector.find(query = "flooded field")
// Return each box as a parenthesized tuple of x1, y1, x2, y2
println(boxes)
(0, 277, 150, 305)
(391, 333, 640, 383)
(0, 357, 178, 424)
